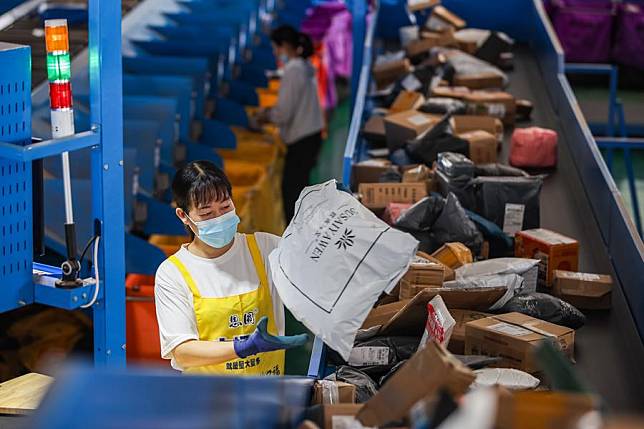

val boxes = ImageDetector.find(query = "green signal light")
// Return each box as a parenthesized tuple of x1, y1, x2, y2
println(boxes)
(46, 52, 71, 81)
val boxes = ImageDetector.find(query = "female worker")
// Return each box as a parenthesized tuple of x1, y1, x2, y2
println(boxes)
(260, 25, 324, 223)
(154, 160, 308, 374)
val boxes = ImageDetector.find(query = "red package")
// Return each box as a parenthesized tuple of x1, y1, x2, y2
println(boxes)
(510, 127, 558, 168)
(382, 202, 413, 225)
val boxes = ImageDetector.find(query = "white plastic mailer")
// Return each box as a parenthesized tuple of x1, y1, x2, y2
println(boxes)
(269, 180, 419, 359)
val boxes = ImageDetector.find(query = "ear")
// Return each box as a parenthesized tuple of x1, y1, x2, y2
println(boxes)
(176, 207, 189, 225)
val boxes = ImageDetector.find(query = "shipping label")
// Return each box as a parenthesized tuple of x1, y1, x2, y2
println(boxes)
(488, 322, 533, 337)
(502, 203, 525, 235)
(407, 114, 432, 127)
(348, 346, 390, 366)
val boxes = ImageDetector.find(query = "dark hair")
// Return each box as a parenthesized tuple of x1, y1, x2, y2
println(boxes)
(172, 161, 232, 236)
(270, 25, 314, 59)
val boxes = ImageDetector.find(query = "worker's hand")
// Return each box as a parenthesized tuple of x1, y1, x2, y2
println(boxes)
(233, 316, 309, 358)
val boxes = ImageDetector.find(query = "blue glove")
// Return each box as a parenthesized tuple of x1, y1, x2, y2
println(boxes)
(233, 316, 309, 358)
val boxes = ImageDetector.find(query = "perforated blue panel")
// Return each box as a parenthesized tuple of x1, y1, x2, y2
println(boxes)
(0, 43, 32, 312)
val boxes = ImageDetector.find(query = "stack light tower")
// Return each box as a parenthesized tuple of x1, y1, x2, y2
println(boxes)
(45, 19, 83, 288)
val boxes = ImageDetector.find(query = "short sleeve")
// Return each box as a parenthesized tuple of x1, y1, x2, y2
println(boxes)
(154, 260, 200, 367)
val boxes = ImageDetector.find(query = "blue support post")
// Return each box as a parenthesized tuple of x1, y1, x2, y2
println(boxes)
(350, 0, 367, 110)
(88, 0, 126, 366)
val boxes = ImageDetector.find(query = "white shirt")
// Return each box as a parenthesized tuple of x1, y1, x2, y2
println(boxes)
(154, 232, 284, 370)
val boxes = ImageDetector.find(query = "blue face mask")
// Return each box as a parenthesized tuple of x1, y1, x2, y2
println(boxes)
(187, 209, 240, 249)
(278, 53, 290, 65)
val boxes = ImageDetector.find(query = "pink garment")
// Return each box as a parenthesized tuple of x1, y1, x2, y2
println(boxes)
(382, 202, 413, 225)
(510, 127, 558, 168)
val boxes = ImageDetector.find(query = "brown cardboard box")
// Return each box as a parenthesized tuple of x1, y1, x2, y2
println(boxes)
(389, 91, 426, 114)
(553, 270, 612, 310)
(515, 229, 580, 289)
(306, 404, 364, 429)
(402, 164, 432, 183)
(406, 32, 456, 58)
(358, 182, 427, 209)
(451, 115, 504, 141)
(431, 242, 473, 269)
(311, 381, 357, 405)
(407, 0, 440, 12)
(402, 284, 506, 310)
(458, 130, 498, 164)
(465, 91, 517, 125)
(448, 309, 492, 354)
(453, 72, 505, 90)
(361, 299, 410, 329)
(351, 159, 394, 186)
(465, 312, 575, 374)
(373, 58, 412, 89)
(384, 110, 440, 151)
(380, 289, 440, 336)
(361, 115, 386, 144)
(427, 6, 466, 31)
(495, 390, 599, 429)
(356, 341, 475, 427)
(402, 253, 446, 285)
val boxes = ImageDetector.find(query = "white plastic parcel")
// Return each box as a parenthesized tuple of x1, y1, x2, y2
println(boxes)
(269, 180, 419, 359)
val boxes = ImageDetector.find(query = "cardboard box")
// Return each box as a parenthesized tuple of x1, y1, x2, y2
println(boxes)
(515, 229, 580, 289)
(361, 299, 410, 330)
(458, 130, 498, 164)
(553, 270, 612, 310)
(384, 110, 440, 151)
(402, 284, 506, 310)
(389, 91, 426, 114)
(495, 390, 599, 429)
(311, 381, 357, 405)
(448, 309, 492, 354)
(453, 72, 505, 90)
(402, 253, 446, 285)
(361, 115, 386, 145)
(380, 289, 441, 337)
(465, 312, 575, 374)
(373, 58, 412, 89)
(425, 5, 466, 32)
(431, 242, 473, 269)
(406, 32, 456, 59)
(356, 341, 475, 427)
(451, 115, 504, 141)
(432, 87, 516, 125)
(402, 164, 432, 183)
(351, 159, 394, 186)
(358, 182, 427, 209)
(407, 0, 440, 13)
(306, 404, 364, 429)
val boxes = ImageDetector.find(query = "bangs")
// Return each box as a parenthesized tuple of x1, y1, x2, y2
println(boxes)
(188, 175, 231, 210)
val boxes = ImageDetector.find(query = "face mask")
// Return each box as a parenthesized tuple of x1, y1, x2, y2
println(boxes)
(278, 53, 290, 65)
(187, 209, 240, 249)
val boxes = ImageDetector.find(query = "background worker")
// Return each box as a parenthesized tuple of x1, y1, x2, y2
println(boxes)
(154, 161, 308, 374)
(259, 25, 324, 223)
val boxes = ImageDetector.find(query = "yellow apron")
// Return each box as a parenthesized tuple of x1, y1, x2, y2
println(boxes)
(168, 234, 285, 375)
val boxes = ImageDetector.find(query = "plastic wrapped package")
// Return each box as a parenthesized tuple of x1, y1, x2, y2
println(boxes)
(510, 127, 558, 169)
(347, 336, 420, 376)
(436, 170, 477, 211)
(431, 193, 484, 255)
(326, 366, 379, 403)
(419, 97, 468, 115)
(498, 292, 586, 329)
(407, 115, 470, 165)
(456, 258, 540, 293)
(437, 152, 475, 178)
(441, 48, 509, 88)
(390, 147, 415, 167)
(377, 360, 407, 387)
(444, 273, 526, 311)
(269, 180, 419, 359)
(395, 196, 446, 233)
(472, 176, 544, 233)
(474, 164, 529, 178)
(472, 368, 540, 390)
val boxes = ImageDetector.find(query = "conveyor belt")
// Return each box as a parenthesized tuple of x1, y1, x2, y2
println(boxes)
(503, 46, 644, 412)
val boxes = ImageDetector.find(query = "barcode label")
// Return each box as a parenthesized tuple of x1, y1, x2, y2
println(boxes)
(488, 322, 533, 337)
(408, 114, 431, 126)
(503, 204, 525, 235)
(348, 346, 390, 366)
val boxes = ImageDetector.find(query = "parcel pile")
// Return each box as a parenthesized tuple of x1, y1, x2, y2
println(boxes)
(294, 3, 619, 428)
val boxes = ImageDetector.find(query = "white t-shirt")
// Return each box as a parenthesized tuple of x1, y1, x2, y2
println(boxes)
(154, 232, 284, 370)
